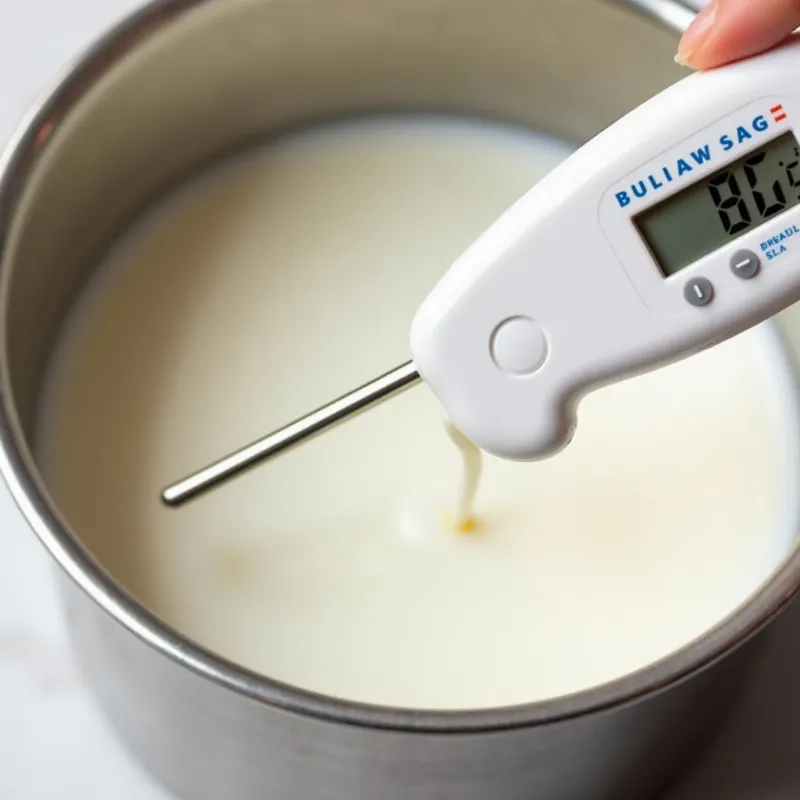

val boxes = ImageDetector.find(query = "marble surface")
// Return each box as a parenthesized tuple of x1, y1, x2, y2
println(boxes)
(2, 1, 800, 798)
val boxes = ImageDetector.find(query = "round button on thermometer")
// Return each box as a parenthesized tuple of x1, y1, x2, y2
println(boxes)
(683, 278, 714, 307)
(490, 317, 548, 375)
(730, 249, 760, 279)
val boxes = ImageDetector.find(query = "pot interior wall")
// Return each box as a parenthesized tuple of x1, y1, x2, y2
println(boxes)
(0, 0, 688, 446)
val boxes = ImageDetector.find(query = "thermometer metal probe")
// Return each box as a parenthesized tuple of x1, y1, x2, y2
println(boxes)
(163, 37, 800, 507)
(162, 362, 420, 505)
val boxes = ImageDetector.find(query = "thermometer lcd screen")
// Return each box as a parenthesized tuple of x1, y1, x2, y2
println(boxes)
(634, 131, 800, 277)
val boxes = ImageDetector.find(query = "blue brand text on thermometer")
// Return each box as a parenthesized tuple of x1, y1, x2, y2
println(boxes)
(616, 107, 788, 208)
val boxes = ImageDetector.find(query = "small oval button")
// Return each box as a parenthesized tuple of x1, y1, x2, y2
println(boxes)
(684, 277, 714, 307)
(730, 249, 760, 279)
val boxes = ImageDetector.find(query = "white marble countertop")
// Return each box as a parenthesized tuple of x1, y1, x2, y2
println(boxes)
(2, 1, 799, 798)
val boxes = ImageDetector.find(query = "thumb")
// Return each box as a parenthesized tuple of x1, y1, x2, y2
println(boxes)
(676, 0, 800, 70)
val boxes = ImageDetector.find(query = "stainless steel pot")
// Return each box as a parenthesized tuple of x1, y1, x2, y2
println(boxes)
(1, 1, 797, 798)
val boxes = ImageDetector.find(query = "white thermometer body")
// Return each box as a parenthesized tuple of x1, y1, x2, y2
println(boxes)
(163, 38, 800, 506)
(411, 36, 800, 461)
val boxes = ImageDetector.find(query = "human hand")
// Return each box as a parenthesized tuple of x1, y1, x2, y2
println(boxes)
(676, 0, 800, 70)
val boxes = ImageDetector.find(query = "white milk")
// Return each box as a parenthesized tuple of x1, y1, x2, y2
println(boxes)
(443, 420, 482, 531)
(36, 116, 799, 710)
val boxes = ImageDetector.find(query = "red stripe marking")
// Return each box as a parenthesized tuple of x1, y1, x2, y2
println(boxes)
(774, 113, 788, 122)
(771, 104, 784, 113)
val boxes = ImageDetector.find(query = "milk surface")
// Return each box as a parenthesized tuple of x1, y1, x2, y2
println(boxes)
(37, 117, 799, 709)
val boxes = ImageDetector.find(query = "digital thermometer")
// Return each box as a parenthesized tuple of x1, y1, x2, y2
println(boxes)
(163, 36, 800, 506)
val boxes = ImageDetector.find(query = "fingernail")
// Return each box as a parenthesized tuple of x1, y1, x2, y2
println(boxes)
(675, 1, 718, 65)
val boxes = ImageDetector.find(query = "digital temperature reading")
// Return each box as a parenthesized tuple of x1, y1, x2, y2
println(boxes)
(635, 131, 800, 276)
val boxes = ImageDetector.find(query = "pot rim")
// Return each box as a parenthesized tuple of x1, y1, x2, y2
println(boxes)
(1, 0, 795, 734)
